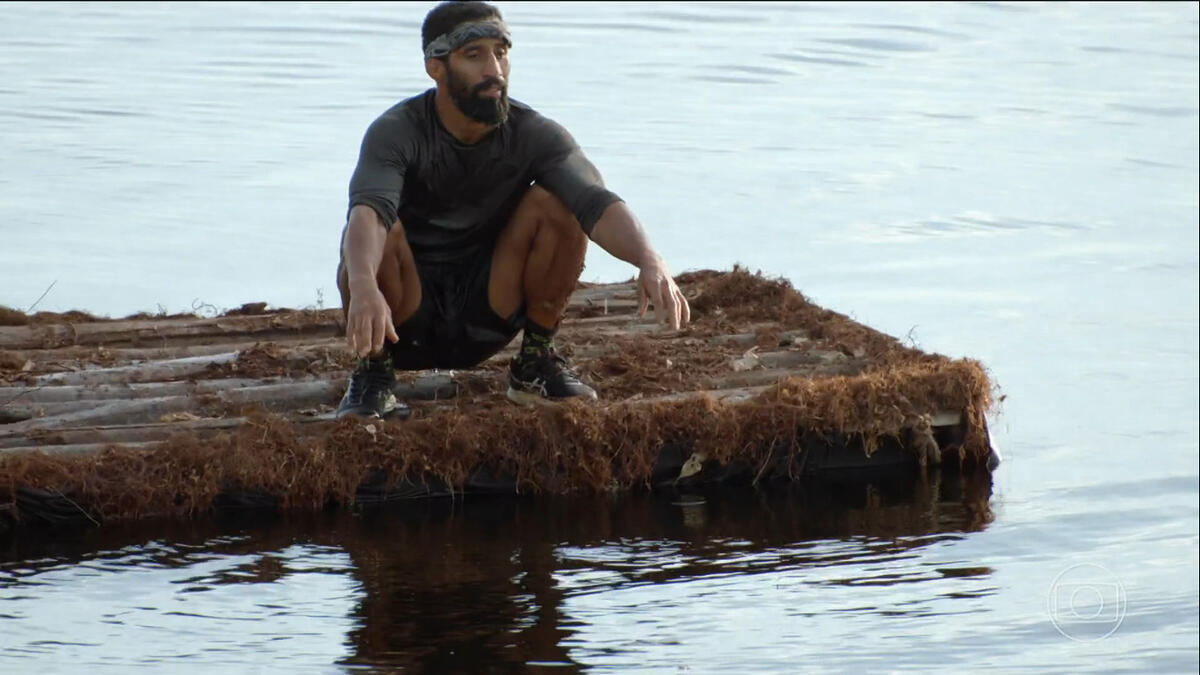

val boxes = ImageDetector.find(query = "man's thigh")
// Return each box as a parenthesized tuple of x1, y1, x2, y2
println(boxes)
(487, 185, 579, 319)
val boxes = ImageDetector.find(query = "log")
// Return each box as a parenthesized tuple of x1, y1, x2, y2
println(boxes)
(0, 418, 245, 449)
(2, 343, 850, 427)
(0, 380, 343, 433)
(1, 441, 160, 457)
(0, 285, 642, 351)
(0, 312, 344, 351)
(0, 376, 331, 405)
(30, 353, 238, 386)
(0, 381, 965, 459)
(3, 336, 345, 365)
(0, 414, 341, 450)
(703, 362, 867, 390)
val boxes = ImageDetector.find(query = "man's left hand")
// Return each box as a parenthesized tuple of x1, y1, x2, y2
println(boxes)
(637, 258, 691, 330)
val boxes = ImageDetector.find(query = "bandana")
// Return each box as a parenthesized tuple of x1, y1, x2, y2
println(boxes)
(424, 20, 512, 59)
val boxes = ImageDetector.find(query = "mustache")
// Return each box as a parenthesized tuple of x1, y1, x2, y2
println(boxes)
(471, 77, 506, 96)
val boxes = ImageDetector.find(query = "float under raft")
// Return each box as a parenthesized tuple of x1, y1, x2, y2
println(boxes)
(0, 267, 997, 529)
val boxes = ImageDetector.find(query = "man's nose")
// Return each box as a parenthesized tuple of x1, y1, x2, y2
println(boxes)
(482, 54, 504, 79)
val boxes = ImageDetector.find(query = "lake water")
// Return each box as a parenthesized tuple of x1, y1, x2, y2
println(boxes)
(1, 1, 1197, 672)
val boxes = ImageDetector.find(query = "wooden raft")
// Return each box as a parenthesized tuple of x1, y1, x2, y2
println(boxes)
(0, 268, 997, 528)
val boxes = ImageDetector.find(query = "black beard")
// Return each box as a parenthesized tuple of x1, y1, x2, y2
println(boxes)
(448, 70, 509, 125)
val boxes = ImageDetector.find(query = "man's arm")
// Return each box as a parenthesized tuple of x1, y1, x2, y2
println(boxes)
(527, 116, 690, 329)
(342, 205, 400, 356)
(342, 206, 400, 357)
(342, 111, 411, 357)
(589, 201, 690, 330)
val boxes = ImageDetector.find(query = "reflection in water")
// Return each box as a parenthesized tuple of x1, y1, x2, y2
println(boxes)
(1, 468, 992, 670)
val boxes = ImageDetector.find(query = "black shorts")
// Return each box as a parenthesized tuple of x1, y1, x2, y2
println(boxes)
(388, 247, 524, 371)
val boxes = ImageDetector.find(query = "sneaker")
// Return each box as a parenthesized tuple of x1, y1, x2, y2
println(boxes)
(336, 354, 410, 419)
(507, 349, 598, 405)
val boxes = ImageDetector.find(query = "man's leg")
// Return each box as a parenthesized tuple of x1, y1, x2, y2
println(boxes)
(335, 220, 423, 418)
(488, 186, 596, 403)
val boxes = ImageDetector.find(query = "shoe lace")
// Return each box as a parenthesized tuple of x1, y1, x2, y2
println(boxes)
(348, 358, 393, 402)
(546, 348, 582, 383)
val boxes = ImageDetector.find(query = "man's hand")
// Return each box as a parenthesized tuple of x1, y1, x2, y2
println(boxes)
(346, 279, 399, 357)
(637, 258, 691, 330)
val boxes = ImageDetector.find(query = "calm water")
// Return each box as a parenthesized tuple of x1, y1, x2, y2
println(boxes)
(1, 1, 1198, 672)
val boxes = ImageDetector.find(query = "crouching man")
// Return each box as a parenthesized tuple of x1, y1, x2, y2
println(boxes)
(336, 1, 689, 418)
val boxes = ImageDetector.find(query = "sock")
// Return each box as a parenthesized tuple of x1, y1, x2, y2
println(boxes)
(519, 320, 557, 360)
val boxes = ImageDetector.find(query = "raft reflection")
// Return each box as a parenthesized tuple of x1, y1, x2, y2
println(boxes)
(338, 467, 992, 671)
(0, 468, 992, 671)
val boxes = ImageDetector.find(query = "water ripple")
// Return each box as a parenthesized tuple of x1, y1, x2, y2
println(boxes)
(818, 37, 936, 53)
(768, 52, 870, 68)
(1110, 103, 1199, 118)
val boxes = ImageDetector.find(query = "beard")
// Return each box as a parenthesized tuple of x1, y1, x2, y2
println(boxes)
(447, 68, 509, 125)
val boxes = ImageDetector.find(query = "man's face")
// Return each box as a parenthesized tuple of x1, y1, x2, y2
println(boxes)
(444, 37, 511, 125)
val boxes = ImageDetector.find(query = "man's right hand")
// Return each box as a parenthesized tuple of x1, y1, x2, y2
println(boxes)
(346, 280, 399, 357)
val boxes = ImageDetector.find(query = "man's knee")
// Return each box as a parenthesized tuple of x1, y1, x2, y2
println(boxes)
(526, 186, 584, 241)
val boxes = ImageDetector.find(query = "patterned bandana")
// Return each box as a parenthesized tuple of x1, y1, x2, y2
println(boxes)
(424, 20, 512, 59)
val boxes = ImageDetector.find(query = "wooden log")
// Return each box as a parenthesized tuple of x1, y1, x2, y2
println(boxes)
(2, 344, 849, 426)
(0, 418, 246, 449)
(0, 380, 343, 433)
(0, 312, 344, 351)
(3, 336, 346, 365)
(0, 414, 342, 450)
(30, 353, 238, 386)
(0, 382, 965, 459)
(0, 285, 642, 351)
(0, 376, 332, 405)
(1, 441, 160, 457)
(703, 362, 867, 390)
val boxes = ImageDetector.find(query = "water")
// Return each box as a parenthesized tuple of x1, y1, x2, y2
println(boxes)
(1, 1, 1197, 671)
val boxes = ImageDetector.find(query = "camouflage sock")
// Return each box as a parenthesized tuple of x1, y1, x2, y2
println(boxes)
(519, 320, 557, 361)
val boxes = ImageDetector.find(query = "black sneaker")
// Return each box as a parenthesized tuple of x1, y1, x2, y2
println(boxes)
(336, 354, 410, 419)
(507, 349, 598, 405)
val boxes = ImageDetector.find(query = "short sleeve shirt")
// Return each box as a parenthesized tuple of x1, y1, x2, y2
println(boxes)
(347, 90, 622, 262)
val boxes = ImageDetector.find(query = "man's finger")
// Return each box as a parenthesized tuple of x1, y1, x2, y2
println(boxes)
(669, 284, 683, 328)
(386, 318, 399, 344)
(657, 278, 676, 328)
(652, 281, 667, 325)
(657, 279, 676, 329)
(349, 318, 362, 355)
(637, 283, 649, 318)
(371, 315, 385, 355)
(678, 288, 692, 325)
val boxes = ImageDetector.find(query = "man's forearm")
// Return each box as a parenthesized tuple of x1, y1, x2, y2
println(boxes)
(588, 201, 661, 268)
(342, 205, 389, 290)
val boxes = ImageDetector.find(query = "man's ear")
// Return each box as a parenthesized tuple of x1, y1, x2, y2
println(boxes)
(425, 57, 445, 84)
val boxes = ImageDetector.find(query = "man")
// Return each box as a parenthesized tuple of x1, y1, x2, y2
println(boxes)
(336, 0, 690, 419)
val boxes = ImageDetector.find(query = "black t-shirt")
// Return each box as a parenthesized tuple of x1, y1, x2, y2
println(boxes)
(347, 89, 622, 263)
